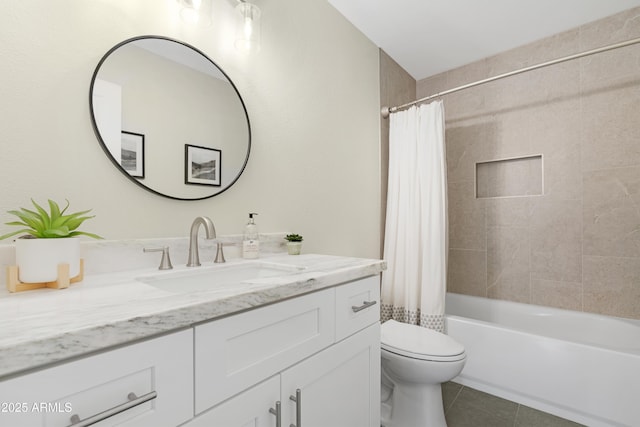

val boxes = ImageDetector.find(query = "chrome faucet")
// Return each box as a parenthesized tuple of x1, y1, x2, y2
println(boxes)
(187, 216, 216, 267)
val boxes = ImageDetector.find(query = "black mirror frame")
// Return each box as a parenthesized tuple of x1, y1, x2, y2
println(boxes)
(89, 35, 251, 201)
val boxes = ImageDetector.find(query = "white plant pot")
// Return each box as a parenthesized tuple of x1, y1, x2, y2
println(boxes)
(287, 242, 302, 255)
(15, 238, 81, 283)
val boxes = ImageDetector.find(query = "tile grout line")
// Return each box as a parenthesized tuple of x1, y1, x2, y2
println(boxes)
(513, 403, 522, 427)
(445, 383, 465, 412)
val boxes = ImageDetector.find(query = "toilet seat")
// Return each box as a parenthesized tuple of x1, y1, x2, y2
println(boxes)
(381, 319, 465, 362)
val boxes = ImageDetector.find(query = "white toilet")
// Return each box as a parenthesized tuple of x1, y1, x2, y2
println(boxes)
(380, 319, 466, 427)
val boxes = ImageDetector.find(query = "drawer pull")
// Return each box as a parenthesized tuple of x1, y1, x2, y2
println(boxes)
(351, 300, 377, 313)
(289, 388, 302, 427)
(67, 391, 157, 427)
(269, 401, 282, 427)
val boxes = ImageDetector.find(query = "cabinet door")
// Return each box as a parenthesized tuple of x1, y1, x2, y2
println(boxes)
(185, 376, 280, 427)
(0, 330, 193, 427)
(281, 323, 380, 427)
(195, 288, 335, 413)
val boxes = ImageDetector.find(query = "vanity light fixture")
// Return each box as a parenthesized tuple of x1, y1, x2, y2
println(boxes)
(176, 0, 212, 26)
(235, 0, 261, 52)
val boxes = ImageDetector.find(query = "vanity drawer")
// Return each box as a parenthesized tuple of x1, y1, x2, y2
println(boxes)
(335, 275, 380, 341)
(0, 330, 193, 427)
(194, 287, 335, 414)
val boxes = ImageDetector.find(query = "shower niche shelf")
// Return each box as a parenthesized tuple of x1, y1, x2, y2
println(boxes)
(475, 154, 543, 199)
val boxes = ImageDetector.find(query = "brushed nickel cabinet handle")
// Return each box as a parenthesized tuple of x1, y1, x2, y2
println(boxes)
(351, 300, 377, 313)
(68, 391, 157, 427)
(269, 401, 282, 427)
(289, 388, 302, 427)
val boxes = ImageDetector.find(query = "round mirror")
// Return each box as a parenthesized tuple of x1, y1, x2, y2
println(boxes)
(90, 36, 251, 200)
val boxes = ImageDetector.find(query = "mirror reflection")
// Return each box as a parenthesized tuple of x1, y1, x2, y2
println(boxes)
(90, 36, 251, 200)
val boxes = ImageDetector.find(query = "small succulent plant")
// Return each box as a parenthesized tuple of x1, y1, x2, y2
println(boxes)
(0, 199, 103, 240)
(284, 233, 303, 242)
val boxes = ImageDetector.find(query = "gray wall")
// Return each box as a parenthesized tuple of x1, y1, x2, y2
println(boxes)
(417, 7, 640, 319)
(0, 0, 381, 259)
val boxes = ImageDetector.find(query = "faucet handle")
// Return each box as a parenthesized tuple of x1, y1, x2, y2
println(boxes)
(143, 246, 173, 270)
(215, 241, 226, 264)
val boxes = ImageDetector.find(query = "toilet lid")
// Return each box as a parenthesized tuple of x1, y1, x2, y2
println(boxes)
(381, 319, 465, 361)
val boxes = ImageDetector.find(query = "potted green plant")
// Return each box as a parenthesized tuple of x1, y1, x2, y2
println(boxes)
(284, 233, 303, 255)
(0, 199, 102, 283)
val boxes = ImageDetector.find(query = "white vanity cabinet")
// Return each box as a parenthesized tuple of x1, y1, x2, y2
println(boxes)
(0, 267, 382, 427)
(0, 329, 193, 427)
(188, 275, 381, 427)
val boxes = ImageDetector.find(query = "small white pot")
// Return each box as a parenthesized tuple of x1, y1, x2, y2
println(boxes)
(286, 241, 302, 255)
(15, 238, 80, 283)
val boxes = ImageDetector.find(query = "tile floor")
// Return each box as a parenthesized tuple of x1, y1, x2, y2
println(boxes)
(443, 382, 585, 427)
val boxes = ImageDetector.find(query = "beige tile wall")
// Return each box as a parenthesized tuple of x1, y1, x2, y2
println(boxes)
(416, 7, 640, 319)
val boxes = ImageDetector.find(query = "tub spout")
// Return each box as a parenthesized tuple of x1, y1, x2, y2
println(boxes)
(187, 216, 216, 267)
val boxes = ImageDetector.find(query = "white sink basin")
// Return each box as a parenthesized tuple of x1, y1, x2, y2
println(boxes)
(137, 262, 305, 293)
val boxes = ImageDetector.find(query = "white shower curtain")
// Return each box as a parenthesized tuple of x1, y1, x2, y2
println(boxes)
(381, 100, 448, 332)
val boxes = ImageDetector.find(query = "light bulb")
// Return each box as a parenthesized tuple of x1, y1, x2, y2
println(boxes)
(243, 17, 253, 39)
(235, 1, 261, 52)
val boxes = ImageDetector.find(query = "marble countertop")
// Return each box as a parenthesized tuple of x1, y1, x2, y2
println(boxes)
(0, 254, 385, 379)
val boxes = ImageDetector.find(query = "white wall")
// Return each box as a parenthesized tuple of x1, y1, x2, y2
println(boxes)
(0, 0, 381, 258)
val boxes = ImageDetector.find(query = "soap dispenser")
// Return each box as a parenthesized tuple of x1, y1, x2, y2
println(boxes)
(242, 212, 259, 259)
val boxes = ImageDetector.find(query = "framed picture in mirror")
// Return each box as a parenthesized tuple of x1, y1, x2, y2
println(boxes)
(185, 144, 221, 186)
(121, 131, 145, 178)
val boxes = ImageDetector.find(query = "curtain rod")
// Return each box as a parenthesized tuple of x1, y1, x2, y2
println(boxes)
(381, 36, 640, 118)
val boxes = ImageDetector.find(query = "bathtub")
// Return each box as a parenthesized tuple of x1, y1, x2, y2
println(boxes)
(444, 293, 640, 427)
